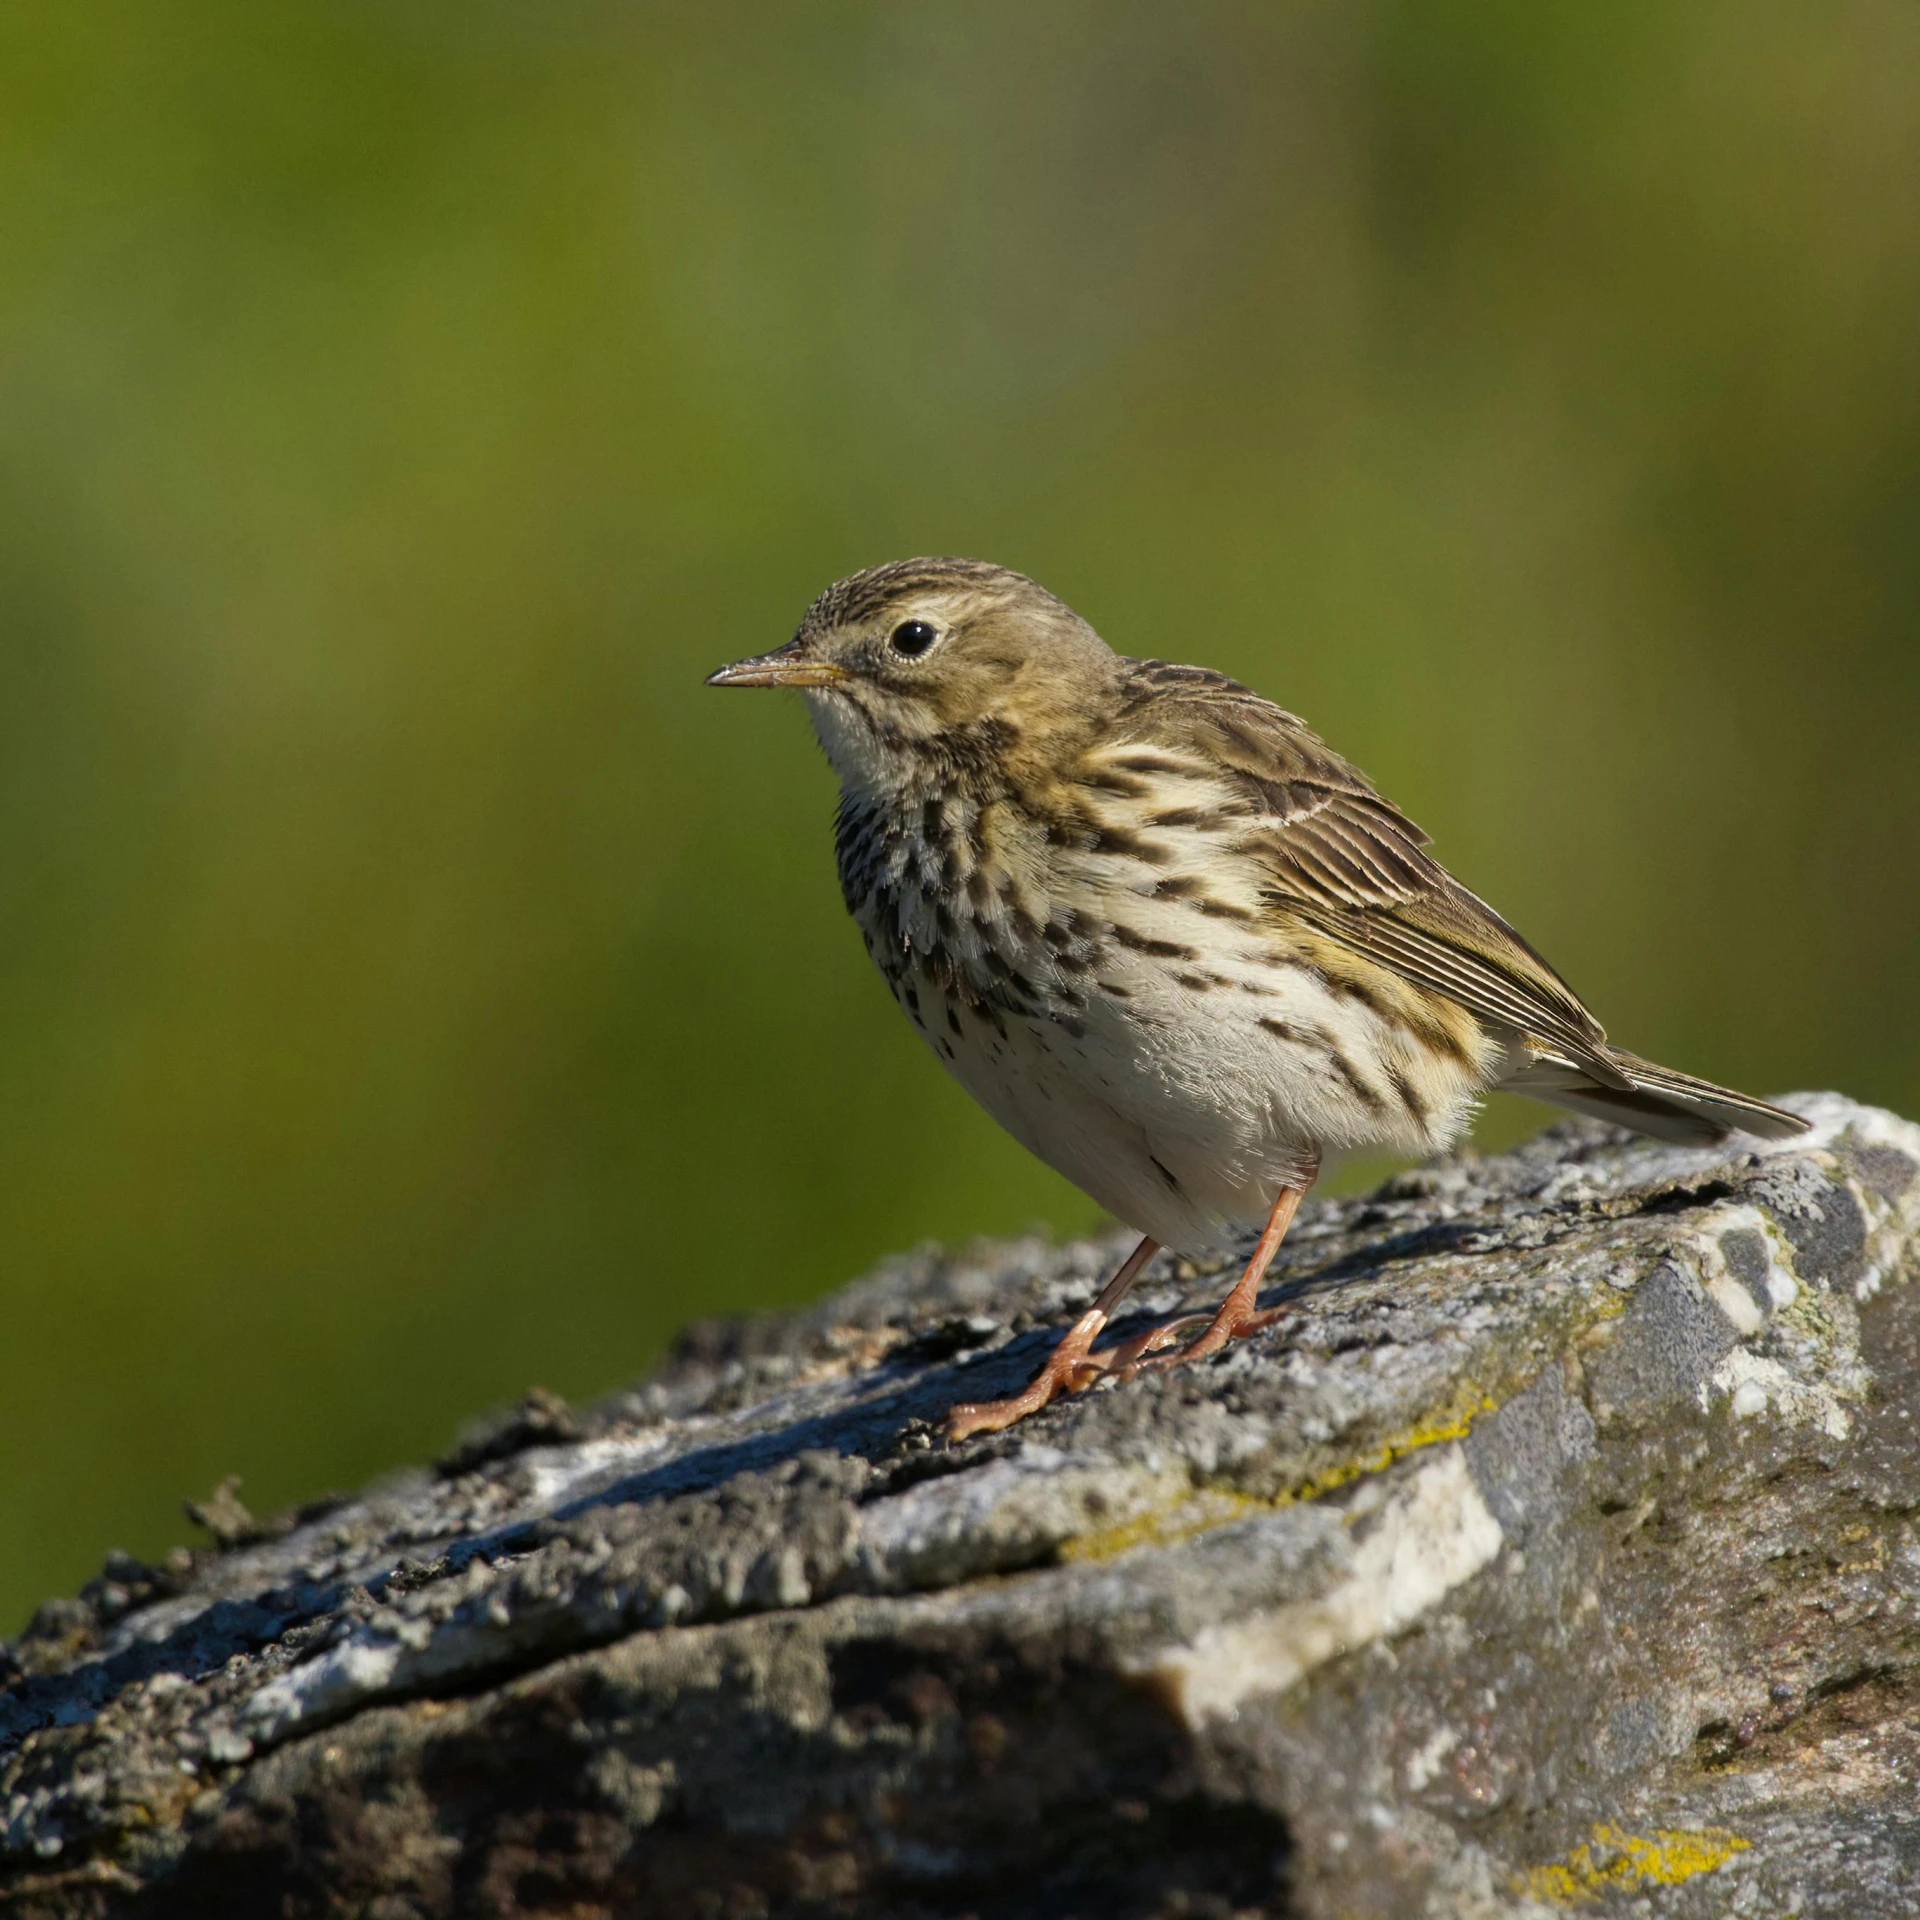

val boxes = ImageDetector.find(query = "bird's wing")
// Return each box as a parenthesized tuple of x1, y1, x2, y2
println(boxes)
(1112, 660, 1625, 1085)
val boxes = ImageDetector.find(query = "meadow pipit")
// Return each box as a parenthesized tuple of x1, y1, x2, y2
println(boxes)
(709, 558, 1807, 1440)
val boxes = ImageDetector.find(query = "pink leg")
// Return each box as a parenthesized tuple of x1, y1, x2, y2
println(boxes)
(945, 1235, 1160, 1441)
(1128, 1172, 1315, 1376)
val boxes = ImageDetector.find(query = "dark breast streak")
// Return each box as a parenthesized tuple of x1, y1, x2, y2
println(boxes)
(836, 770, 1455, 1151)
(834, 784, 1101, 1045)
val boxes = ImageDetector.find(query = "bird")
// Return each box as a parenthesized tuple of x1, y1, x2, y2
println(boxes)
(707, 557, 1808, 1441)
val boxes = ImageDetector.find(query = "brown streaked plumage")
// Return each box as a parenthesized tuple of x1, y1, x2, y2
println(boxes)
(709, 557, 1809, 1439)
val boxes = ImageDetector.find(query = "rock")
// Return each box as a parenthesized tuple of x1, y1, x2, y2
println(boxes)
(3, 1092, 1919, 1918)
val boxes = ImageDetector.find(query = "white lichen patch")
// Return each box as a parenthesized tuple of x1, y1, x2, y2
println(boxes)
(1404, 1722, 1461, 1791)
(1706, 1349, 1851, 1440)
(244, 1637, 406, 1741)
(1761, 1097, 1920, 1301)
(1752, 1092, 1902, 1161)
(517, 1431, 674, 1508)
(1673, 1172, 1893, 1442)
(1856, 1175, 1920, 1303)
(1705, 1271, 1765, 1337)
(1139, 1445, 1503, 1726)
(1681, 1201, 1802, 1323)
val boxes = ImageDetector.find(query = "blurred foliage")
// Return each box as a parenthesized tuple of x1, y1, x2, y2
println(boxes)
(1, 0, 1916, 1628)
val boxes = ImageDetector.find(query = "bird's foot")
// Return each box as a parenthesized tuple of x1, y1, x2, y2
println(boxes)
(945, 1234, 1170, 1441)
(944, 1306, 1108, 1441)
(943, 1314, 1204, 1440)
(1085, 1313, 1211, 1380)
(944, 1189, 1309, 1440)
(1122, 1296, 1287, 1375)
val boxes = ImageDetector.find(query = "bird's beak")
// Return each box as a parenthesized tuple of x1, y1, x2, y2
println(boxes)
(705, 643, 848, 690)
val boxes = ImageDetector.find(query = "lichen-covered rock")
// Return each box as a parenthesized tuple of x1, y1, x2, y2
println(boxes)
(3, 1093, 1918, 1918)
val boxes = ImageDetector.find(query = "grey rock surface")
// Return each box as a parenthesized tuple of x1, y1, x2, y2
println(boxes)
(3, 1093, 1919, 1918)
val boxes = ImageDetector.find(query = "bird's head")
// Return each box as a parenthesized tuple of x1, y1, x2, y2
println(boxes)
(707, 557, 1117, 794)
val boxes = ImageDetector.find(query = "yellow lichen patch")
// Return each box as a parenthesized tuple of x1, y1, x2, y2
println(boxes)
(1269, 1395, 1496, 1512)
(1058, 1486, 1259, 1562)
(1519, 1824, 1750, 1903)
(1058, 1393, 1498, 1563)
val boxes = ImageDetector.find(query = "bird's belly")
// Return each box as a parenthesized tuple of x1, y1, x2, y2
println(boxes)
(887, 929, 1486, 1253)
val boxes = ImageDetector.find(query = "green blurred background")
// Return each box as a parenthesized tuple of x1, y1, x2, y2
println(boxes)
(3, 0, 1917, 1628)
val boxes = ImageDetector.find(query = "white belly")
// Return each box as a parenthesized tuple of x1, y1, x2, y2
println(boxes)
(880, 899, 1486, 1253)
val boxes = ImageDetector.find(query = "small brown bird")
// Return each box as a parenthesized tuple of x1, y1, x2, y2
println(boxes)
(709, 558, 1807, 1440)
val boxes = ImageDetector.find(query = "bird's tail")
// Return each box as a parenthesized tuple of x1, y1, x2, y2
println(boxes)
(1500, 1046, 1809, 1147)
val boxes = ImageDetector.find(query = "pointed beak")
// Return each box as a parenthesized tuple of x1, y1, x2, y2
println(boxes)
(705, 643, 848, 690)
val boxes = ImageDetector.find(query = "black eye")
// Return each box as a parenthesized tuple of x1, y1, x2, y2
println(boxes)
(889, 619, 938, 659)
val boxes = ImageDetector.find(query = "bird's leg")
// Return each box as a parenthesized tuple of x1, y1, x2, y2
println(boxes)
(945, 1234, 1160, 1441)
(1120, 1167, 1317, 1379)
(943, 1163, 1317, 1439)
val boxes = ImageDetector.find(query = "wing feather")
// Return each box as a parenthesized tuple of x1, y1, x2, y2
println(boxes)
(1111, 660, 1624, 1084)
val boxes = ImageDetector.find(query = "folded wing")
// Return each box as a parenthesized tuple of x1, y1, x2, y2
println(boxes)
(1115, 660, 1625, 1086)
(1112, 659, 1807, 1143)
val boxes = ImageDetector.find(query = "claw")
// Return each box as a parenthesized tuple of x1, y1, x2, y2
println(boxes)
(1128, 1301, 1286, 1375)
(1096, 1313, 1210, 1381)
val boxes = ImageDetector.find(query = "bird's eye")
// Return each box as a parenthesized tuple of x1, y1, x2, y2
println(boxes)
(889, 619, 939, 659)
